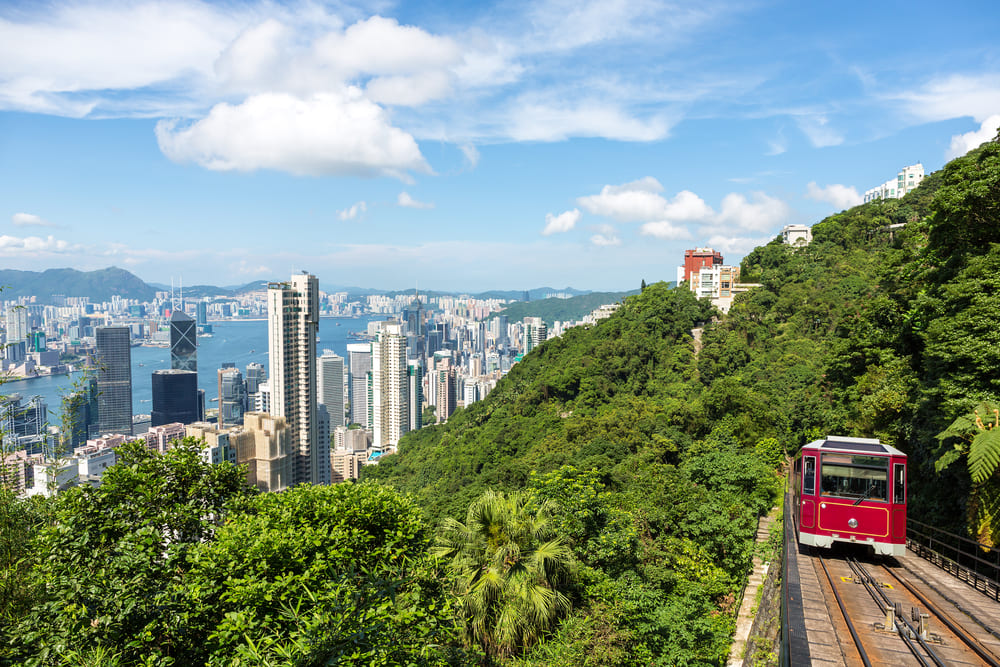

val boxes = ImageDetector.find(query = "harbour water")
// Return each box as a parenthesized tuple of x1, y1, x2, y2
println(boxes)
(2, 316, 380, 423)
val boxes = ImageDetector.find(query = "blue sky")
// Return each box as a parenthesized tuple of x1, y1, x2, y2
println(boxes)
(1, 0, 998, 293)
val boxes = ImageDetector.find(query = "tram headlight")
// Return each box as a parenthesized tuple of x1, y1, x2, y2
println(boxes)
(848, 518, 858, 529)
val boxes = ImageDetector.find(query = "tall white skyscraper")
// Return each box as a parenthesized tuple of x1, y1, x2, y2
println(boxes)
(267, 272, 320, 486)
(318, 350, 345, 428)
(347, 343, 372, 426)
(371, 321, 408, 450)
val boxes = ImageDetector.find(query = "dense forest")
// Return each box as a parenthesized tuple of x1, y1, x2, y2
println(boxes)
(2, 135, 998, 665)
(494, 290, 639, 327)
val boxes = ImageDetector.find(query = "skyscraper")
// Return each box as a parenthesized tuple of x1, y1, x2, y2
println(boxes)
(170, 310, 197, 372)
(94, 326, 133, 435)
(151, 369, 199, 426)
(371, 321, 408, 450)
(218, 365, 246, 428)
(347, 343, 372, 426)
(245, 362, 266, 396)
(318, 350, 345, 428)
(268, 272, 319, 486)
(407, 359, 423, 432)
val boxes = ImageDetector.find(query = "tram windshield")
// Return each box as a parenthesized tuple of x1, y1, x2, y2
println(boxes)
(820, 454, 888, 501)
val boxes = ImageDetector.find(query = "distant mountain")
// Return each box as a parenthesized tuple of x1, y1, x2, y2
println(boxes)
(1, 267, 609, 305)
(494, 290, 639, 326)
(0, 267, 157, 304)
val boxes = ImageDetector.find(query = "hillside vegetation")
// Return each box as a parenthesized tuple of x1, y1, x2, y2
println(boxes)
(3, 136, 999, 666)
(493, 290, 639, 327)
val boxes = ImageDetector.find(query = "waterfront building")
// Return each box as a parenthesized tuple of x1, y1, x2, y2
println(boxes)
(94, 326, 133, 436)
(371, 321, 408, 450)
(267, 272, 320, 486)
(151, 369, 199, 426)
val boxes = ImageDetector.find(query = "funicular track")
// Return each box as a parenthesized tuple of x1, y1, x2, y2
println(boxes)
(816, 550, 1000, 666)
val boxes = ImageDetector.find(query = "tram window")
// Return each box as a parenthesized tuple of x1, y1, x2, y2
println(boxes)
(820, 454, 887, 501)
(893, 463, 905, 504)
(803, 457, 815, 495)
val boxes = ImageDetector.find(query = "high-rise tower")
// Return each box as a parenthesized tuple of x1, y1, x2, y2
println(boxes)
(94, 326, 133, 435)
(267, 273, 319, 486)
(371, 321, 408, 450)
(318, 350, 345, 428)
(170, 310, 197, 372)
(347, 343, 372, 426)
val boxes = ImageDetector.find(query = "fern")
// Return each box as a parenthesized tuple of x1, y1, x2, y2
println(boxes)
(968, 428, 1000, 484)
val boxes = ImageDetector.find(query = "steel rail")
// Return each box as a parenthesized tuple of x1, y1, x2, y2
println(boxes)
(846, 557, 938, 667)
(817, 553, 873, 667)
(882, 564, 1000, 667)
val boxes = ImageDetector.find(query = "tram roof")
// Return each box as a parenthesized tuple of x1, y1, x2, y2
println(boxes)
(802, 436, 905, 457)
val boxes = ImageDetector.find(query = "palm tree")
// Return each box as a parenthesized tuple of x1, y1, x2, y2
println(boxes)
(432, 489, 574, 660)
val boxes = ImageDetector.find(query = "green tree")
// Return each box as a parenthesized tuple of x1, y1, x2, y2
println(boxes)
(185, 482, 463, 666)
(433, 489, 574, 661)
(11, 438, 255, 665)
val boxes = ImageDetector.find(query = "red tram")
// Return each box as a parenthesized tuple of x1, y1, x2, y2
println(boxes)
(792, 436, 907, 556)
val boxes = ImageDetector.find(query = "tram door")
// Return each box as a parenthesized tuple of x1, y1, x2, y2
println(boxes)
(891, 461, 906, 539)
(801, 455, 816, 528)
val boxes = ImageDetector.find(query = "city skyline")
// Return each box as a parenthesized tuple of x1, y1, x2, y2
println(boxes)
(1, 1, 998, 291)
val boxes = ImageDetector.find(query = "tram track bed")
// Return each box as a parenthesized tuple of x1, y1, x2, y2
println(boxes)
(790, 543, 1000, 666)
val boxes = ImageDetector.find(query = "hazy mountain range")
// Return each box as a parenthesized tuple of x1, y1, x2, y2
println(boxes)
(0, 267, 596, 304)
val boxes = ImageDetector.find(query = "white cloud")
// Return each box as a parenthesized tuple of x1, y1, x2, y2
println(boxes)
(12, 212, 55, 227)
(338, 201, 367, 221)
(0, 234, 74, 254)
(460, 143, 480, 168)
(0, 1, 245, 116)
(542, 209, 581, 235)
(891, 74, 1000, 125)
(590, 224, 621, 247)
(507, 101, 672, 142)
(578, 178, 712, 223)
(639, 220, 693, 240)
(155, 91, 431, 179)
(398, 192, 434, 209)
(946, 114, 1000, 159)
(795, 115, 843, 148)
(715, 192, 790, 232)
(805, 182, 862, 210)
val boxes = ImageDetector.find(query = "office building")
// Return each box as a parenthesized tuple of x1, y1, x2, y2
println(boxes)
(169, 310, 197, 372)
(523, 317, 547, 354)
(94, 326, 133, 435)
(407, 360, 423, 432)
(5, 307, 28, 344)
(371, 321, 408, 450)
(267, 272, 319, 485)
(318, 350, 345, 428)
(347, 343, 372, 426)
(196, 301, 208, 326)
(433, 359, 456, 423)
(245, 362, 266, 396)
(151, 369, 199, 426)
(217, 365, 246, 428)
